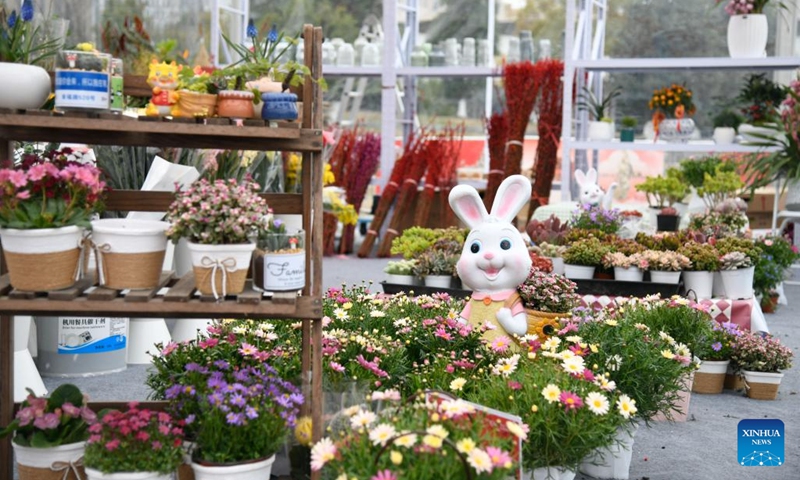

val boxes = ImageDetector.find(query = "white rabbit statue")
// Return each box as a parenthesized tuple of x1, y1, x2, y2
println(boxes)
(575, 167, 617, 209)
(449, 175, 533, 349)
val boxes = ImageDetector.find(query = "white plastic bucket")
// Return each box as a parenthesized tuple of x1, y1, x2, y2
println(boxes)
(191, 455, 275, 480)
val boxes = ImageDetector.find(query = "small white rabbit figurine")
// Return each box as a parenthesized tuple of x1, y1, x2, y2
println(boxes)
(574, 167, 617, 209)
(448, 175, 533, 348)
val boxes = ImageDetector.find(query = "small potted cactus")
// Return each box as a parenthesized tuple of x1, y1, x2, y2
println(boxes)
(620, 116, 637, 142)
(656, 206, 680, 232)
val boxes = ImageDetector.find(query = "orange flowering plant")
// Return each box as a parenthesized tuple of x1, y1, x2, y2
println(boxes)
(649, 84, 696, 119)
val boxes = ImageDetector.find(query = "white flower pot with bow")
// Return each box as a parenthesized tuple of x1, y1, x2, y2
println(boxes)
(186, 242, 256, 298)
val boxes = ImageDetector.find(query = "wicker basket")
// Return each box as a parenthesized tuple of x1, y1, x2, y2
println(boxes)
(743, 370, 783, 401)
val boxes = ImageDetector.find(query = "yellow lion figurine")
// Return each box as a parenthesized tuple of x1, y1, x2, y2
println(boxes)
(145, 59, 181, 116)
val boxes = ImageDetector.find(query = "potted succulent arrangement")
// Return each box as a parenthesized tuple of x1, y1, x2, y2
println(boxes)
(467, 338, 628, 479)
(716, 236, 761, 300)
(649, 83, 696, 142)
(692, 321, 742, 394)
(711, 109, 742, 144)
(165, 178, 269, 299)
(639, 249, 691, 284)
(602, 252, 647, 282)
(526, 214, 570, 274)
(253, 217, 305, 292)
(0, 384, 96, 480)
(0, 147, 107, 292)
(562, 237, 609, 280)
(576, 85, 621, 141)
(0, 1, 62, 109)
(619, 115, 637, 142)
(412, 238, 461, 289)
(731, 330, 794, 400)
(677, 241, 720, 300)
(311, 392, 521, 480)
(83, 404, 184, 480)
(518, 267, 580, 337)
(383, 258, 418, 285)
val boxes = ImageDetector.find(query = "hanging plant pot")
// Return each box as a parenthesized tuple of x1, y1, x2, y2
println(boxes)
(216, 90, 255, 119)
(727, 14, 768, 58)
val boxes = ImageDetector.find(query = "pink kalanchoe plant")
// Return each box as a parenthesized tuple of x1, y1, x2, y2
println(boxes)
(0, 383, 96, 447)
(83, 403, 184, 474)
(716, 0, 782, 15)
(0, 148, 106, 229)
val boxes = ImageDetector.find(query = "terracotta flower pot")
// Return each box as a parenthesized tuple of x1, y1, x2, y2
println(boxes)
(216, 90, 255, 119)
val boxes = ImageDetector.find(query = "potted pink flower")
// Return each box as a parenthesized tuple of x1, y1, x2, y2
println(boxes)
(639, 250, 691, 284)
(602, 252, 647, 282)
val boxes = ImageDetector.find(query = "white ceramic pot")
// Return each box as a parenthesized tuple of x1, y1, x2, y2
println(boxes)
(13, 441, 85, 468)
(579, 423, 639, 480)
(614, 266, 643, 282)
(712, 271, 727, 298)
(588, 121, 614, 141)
(386, 273, 416, 285)
(719, 266, 754, 300)
(649, 270, 681, 284)
(90, 219, 169, 290)
(423, 275, 452, 289)
(713, 127, 736, 145)
(548, 257, 565, 275)
(85, 469, 172, 480)
(743, 370, 784, 400)
(658, 118, 695, 143)
(727, 14, 768, 58)
(523, 466, 577, 480)
(186, 242, 256, 298)
(693, 359, 730, 394)
(191, 455, 275, 480)
(0, 226, 84, 291)
(0, 63, 51, 109)
(564, 264, 595, 280)
(682, 270, 714, 300)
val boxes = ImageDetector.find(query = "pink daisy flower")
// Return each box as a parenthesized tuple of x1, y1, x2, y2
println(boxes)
(559, 391, 583, 411)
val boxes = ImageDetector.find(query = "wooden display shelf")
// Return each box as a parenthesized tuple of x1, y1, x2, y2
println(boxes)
(0, 273, 322, 319)
(0, 110, 321, 152)
(104, 190, 304, 215)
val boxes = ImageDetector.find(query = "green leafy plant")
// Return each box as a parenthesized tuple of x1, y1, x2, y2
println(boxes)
(83, 404, 183, 474)
(696, 165, 744, 209)
(634, 232, 682, 252)
(177, 66, 219, 94)
(257, 217, 304, 253)
(620, 116, 638, 128)
(737, 73, 786, 124)
(695, 321, 742, 362)
(563, 237, 609, 266)
(577, 86, 621, 122)
(0, 384, 96, 447)
(677, 241, 720, 272)
(712, 109, 743, 131)
(0, 1, 62, 65)
(391, 227, 467, 259)
(384, 259, 417, 275)
(635, 168, 689, 208)
(679, 156, 735, 189)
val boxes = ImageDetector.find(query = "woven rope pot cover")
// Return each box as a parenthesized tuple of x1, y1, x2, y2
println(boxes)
(90, 219, 169, 290)
(186, 242, 255, 299)
(0, 226, 83, 291)
(13, 441, 85, 480)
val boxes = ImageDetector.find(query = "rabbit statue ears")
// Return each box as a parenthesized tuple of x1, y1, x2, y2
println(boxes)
(574, 167, 617, 209)
(449, 175, 531, 228)
(574, 167, 598, 187)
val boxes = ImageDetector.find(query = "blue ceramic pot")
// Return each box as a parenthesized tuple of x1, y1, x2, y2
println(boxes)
(261, 93, 298, 121)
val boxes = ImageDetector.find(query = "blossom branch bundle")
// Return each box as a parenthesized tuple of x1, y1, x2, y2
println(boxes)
(503, 61, 542, 179)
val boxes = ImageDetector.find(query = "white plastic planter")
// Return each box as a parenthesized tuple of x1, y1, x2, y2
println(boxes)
(727, 14, 768, 58)
(90, 219, 170, 290)
(649, 270, 681, 284)
(683, 270, 714, 300)
(86, 469, 172, 480)
(614, 266, 643, 282)
(423, 275, 452, 289)
(386, 274, 416, 285)
(588, 121, 614, 141)
(13, 440, 85, 469)
(564, 264, 595, 280)
(712, 127, 736, 145)
(580, 423, 639, 480)
(0, 63, 51, 109)
(548, 257, 565, 275)
(187, 242, 256, 298)
(191, 455, 275, 480)
(712, 271, 727, 298)
(0, 226, 84, 291)
(523, 466, 576, 480)
(719, 266, 755, 300)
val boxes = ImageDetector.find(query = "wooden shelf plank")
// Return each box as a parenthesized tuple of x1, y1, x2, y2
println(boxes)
(0, 113, 323, 152)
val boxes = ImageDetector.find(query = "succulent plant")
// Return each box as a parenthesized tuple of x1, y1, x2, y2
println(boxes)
(677, 241, 720, 272)
(660, 206, 678, 216)
(526, 215, 570, 246)
(563, 237, 610, 267)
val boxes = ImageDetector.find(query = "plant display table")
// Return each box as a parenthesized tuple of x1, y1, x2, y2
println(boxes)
(0, 25, 326, 480)
(579, 295, 768, 333)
